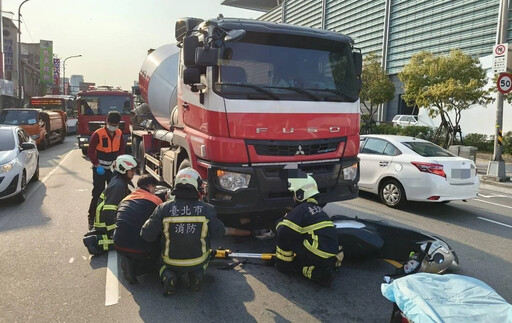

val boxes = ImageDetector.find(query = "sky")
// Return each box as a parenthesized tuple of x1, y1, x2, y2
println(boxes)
(2, 0, 261, 90)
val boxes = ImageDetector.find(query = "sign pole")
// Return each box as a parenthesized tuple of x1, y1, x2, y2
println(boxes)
(486, 0, 510, 182)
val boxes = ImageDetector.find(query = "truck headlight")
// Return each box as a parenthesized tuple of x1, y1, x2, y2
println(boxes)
(216, 170, 251, 191)
(79, 137, 88, 142)
(0, 159, 16, 174)
(31, 134, 40, 139)
(342, 163, 358, 181)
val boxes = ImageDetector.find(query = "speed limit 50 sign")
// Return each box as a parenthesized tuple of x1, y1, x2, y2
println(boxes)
(498, 73, 512, 93)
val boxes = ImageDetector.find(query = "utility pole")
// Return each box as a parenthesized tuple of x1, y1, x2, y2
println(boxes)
(17, 0, 31, 101)
(486, 0, 511, 182)
(62, 54, 81, 95)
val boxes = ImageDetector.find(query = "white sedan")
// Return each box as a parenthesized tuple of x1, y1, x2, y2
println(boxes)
(0, 125, 39, 203)
(358, 135, 479, 208)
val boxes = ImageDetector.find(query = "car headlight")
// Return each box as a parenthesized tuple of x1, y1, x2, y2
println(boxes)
(216, 170, 251, 191)
(79, 137, 88, 142)
(31, 134, 40, 139)
(0, 159, 16, 174)
(342, 163, 358, 181)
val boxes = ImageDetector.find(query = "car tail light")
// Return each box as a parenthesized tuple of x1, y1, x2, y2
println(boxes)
(427, 195, 440, 200)
(411, 161, 446, 178)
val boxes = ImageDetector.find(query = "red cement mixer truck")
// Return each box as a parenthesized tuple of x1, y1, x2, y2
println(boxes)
(131, 16, 362, 216)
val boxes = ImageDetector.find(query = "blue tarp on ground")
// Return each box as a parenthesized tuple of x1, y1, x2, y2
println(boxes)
(381, 273, 512, 323)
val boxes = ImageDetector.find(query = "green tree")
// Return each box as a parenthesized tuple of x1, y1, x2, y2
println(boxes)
(399, 50, 494, 147)
(360, 52, 395, 134)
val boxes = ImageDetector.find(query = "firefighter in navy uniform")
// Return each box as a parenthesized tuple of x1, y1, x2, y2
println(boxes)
(113, 175, 168, 283)
(141, 168, 250, 296)
(87, 111, 125, 230)
(275, 175, 343, 287)
(83, 155, 137, 255)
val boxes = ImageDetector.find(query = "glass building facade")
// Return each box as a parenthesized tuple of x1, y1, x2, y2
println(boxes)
(248, 0, 506, 120)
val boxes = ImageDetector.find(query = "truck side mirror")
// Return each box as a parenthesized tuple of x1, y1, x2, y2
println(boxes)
(175, 17, 204, 42)
(183, 36, 200, 67)
(183, 66, 201, 84)
(195, 47, 218, 67)
(353, 52, 362, 77)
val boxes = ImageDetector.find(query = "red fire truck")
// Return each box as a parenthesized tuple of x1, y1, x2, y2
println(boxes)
(76, 87, 132, 155)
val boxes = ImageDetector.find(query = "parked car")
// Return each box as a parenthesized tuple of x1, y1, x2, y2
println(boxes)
(358, 135, 479, 208)
(0, 125, 39, 203)
(392, 115, 418, 127)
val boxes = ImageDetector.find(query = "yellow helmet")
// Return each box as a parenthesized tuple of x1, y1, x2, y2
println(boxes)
(174, 167, 202, 192)
(288, 175, 319, 202)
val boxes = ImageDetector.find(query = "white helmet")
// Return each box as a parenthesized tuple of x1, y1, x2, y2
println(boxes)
(112, 154, 138, 174)
(174, 167, 202, 192)
(288, 175, 319, 202)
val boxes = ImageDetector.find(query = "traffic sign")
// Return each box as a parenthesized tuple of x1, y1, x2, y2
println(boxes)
(497, 73, 512, 93)
(493, 43, 512, 74)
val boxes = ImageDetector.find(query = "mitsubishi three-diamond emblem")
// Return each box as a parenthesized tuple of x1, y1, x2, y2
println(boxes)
(295, 145, 305, 155)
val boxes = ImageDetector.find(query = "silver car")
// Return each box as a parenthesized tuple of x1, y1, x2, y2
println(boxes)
(0, 125, 39, 203)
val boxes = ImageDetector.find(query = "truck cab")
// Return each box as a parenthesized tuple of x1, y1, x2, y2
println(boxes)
(76, 88, 133, 155)
(135, 17, 362, 215)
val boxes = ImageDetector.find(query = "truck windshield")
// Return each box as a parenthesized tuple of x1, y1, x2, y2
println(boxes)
(0, 110, 38, 125)
(214, 32, 358, 102)
(79, 96, 131, 116)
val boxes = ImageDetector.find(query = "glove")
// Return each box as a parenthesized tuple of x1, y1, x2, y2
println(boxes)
(96, 166, 105, 175)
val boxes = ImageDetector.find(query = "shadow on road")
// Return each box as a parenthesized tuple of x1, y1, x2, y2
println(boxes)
(0, 184, 50, 233)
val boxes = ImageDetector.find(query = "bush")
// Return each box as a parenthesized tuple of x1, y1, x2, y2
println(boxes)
(463, 133, 494, 152)
(398, 126, 435, 141)
(373, 123, 401, 135)
(504, 131, 512, 155)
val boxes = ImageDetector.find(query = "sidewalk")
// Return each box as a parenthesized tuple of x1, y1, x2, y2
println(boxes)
(476, 158, 512, 194)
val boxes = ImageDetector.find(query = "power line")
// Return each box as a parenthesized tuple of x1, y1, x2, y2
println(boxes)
(21, 15, 34, 42)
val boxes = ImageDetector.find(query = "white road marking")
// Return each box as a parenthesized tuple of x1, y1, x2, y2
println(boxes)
(69, 258, 74, 263)
(41, 149, 74, 184)
(478, 194, 508, 198)
(478, 217, 512, 229)
(475, 199, 512, 210)
(26, 149, 75, 200)
(105, 251, 119, 306)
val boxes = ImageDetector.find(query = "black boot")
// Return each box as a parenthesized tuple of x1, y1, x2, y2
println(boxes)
(188, 270, 204, 291)
(83, 235, 102, 255)
(161, 269, 177, 296)
(121, 255, 138, 284)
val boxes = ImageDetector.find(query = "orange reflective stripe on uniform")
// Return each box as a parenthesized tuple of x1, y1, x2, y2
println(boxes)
(95, 128, 122, 153)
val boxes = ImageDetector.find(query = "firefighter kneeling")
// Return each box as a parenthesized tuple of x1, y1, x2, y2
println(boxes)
(275, 174, 343, 287)
(141, 168, 250, 296)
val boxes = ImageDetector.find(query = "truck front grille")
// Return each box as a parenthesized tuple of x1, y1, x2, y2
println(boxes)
(252, 140, 340, 156)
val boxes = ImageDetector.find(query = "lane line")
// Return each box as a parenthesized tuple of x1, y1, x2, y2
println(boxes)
(478, 217, 512, 229)
(474, 199, 512, 210)
(41, 149, 75, 184)
(105, 251, 119, 306)
(26, 149, 75, 201)
(478, 194, 508, 198)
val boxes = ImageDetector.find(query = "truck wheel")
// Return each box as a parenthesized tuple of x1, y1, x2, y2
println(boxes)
(59, 129, 66, 143)
(379, 179, 406, 209)
(39, 136, 49, 150)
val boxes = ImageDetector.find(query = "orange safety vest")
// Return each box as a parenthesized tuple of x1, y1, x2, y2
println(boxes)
(95, 127, 122, 153)
(122, 188, 163, 206)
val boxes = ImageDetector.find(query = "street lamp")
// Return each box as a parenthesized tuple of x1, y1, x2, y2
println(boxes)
(62, 55, 82, 95)
(18, 0, 32, 100)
